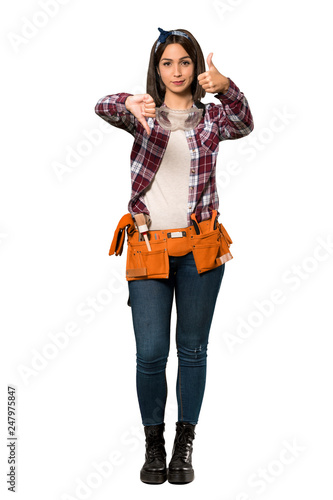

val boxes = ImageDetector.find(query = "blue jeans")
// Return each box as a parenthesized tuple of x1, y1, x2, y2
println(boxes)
(128, 252, 225, 426)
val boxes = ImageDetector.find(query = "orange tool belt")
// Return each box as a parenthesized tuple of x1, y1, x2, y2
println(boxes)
(109, 211, 233, 281)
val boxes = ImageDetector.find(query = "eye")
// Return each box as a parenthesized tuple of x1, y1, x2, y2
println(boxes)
(182, 60, 191, 65)
(162, 62, 171, 66)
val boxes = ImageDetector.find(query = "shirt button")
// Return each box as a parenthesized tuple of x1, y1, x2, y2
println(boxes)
(191, 169, 195, 173)
(190, 187, 193, 190)
(189, 206, 192, 210)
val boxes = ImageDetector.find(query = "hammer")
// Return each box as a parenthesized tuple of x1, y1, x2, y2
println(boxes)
(134, 213, 151, 251)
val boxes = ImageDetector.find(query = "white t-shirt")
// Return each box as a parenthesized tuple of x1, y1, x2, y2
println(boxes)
(142, 129, 191, 230)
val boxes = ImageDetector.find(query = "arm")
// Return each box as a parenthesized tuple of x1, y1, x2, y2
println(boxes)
(213, 78, 254, 140)
(94, 92, 137, 136)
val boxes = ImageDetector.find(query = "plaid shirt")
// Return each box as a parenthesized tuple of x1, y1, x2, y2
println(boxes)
(95, 77, 254, 225)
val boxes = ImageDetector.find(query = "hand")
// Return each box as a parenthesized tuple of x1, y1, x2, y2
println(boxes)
(125, 94, 156, 136)
(197, 53, 230, 94)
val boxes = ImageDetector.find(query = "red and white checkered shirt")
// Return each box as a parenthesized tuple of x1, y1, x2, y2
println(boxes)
(95, 77, 254, 225)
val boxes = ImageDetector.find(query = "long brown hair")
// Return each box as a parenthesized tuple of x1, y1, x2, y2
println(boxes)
(146, 29, 206, 106)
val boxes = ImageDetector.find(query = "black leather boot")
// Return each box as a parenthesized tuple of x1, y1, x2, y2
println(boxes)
(168, 421, 196, 484)
(140, 423, 167, 484)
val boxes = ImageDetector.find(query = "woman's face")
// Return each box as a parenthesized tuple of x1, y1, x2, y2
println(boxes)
(157, 43, 195, 98)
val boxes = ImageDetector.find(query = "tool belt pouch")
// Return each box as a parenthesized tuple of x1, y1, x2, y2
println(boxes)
(191, 222, 233, 273)
(217, 221, 233, 264)
(191, 228, 221, 273)
(126, 234, 169, 280)
(219, 221, 233, 249)
(109, 213, 135, 256)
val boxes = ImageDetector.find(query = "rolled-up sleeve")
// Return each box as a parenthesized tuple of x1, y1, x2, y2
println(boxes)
(95, 93, 137, 136)
(213, 78, 254, 140)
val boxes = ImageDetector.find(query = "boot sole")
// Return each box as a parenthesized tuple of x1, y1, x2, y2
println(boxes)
(140, 469, 168, 484)
(168, 469, 194, 484)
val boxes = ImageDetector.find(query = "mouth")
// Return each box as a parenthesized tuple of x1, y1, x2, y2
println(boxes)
(172, 80, 185, 85)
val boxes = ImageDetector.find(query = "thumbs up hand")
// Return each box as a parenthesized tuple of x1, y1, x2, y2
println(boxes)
(197, 53, 230, 94)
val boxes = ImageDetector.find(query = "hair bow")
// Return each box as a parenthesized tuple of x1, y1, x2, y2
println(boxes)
(155, 27, 192, 53)
(157, 27, 172, 44)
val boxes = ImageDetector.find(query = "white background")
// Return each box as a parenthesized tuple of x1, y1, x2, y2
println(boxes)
(1, 0, 332, 499)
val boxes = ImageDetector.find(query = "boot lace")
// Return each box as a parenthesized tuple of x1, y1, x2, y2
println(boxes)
(172, 427, 194, 459)
(146, 428, 165, 459)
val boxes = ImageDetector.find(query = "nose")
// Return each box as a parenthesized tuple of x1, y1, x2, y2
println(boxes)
(173, 64, 182, 77)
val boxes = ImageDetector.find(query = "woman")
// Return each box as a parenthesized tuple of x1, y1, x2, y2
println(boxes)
(95, 27, 254, 485)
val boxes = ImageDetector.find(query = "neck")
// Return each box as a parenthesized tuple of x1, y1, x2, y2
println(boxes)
(163, 90, 194, 110)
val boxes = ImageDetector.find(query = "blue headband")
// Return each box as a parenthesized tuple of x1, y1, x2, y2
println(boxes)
(155, 27, 192, 53)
